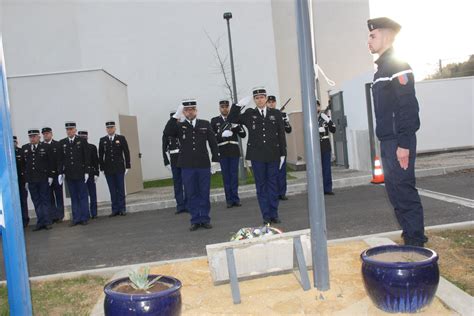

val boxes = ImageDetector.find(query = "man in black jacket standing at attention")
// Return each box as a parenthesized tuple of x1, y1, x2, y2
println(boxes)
(227, 87, 287, 225)
(99, 121, 131, 217)
(211, 100, 246, 209)
(164, 99, 219, 231)
(78, 130, 100, 219)
(58, 122, 90, 226)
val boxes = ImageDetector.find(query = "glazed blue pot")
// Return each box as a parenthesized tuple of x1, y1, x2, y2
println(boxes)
(104, 275, 182, 316)
(361, 245, 439, 313)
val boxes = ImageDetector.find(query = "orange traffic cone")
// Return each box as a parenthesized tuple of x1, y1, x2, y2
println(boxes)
(371, 156, 385, 184)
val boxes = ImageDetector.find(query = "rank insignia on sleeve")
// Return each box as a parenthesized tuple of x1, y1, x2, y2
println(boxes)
(398, 73, 409, 85)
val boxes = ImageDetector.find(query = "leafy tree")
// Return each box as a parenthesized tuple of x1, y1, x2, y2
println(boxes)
(427, 55, 474, 79)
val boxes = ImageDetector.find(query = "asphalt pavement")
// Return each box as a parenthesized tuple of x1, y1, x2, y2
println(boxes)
(0, 170, 472, 279)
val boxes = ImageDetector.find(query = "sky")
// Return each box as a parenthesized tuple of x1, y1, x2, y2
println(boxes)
(369, 0, 474, 80)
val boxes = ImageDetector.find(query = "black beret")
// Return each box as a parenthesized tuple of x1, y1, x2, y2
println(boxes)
(65, 122, 76, 129)
(41, 127, 52, 133)
(219, 100, 230, 106)
(367, 17, 401, 33)
(106, 121, 116, 128)
(267, 95, 276, 102)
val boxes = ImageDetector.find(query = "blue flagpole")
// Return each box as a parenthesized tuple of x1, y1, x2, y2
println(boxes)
(0, 35, 33, 315)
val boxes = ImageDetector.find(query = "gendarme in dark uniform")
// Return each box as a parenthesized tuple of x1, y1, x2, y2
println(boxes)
(22, 129, 55, 231)
(58, 122, 91, 226)
(79, 130, 100, 219)
(267, 95, 292, 200)
(211, 100, 246, 208)
(42, 127, 65, 222)
(368, 17, 426, 246)
(162, 111, 188, 214)
(14, 136, 29, 227)
(163, 99, 219, 231)
(227, 87, 287, 224)
(317, 100, 336, 195)
(99, 121, 131, 217)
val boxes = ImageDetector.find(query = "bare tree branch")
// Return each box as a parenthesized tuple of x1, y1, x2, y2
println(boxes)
(204, 30, 233, 100)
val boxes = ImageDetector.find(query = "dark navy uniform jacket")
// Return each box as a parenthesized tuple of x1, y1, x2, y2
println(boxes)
(162, 118, 182, 167)
(210, 116, 246, 158)
(88, 143, 100, 177)
(98, 134, 131, 175)
(227, 105, 286, 162)
(58, 136, 91, 180)
(43, 139, 61, 167)
(163, 118, 219, 168)
(22, 143, 55, 182)
(372, 47, 420, 149)
(318, 114, 336, 153)
(15, 146, 26, 183)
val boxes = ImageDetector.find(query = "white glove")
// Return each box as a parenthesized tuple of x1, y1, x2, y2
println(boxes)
(210, 162, 219, 174)
(25, 182, 28, 190)
(166, 164, 172, 172)
(58, 174, 64, 185)
(172, 104, 184, 120)
(84, 173, 89, 183)
(237, 95, 252, 107)
(319, 127, 326, 133)
(222, 130, 233, 137)
(320, 113, 330, 123)
(231, 123, 238, 128)
(94, 175, 99, 183)
(125, 169, 129, 175)
(279, 156, 285, 170)
(48, 177, 53, 186)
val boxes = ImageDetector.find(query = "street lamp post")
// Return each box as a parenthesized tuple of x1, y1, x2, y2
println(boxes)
(223, 12, 247, 183)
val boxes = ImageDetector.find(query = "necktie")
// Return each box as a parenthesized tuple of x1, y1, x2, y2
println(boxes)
(261, 109, 264, 117)
(69, 139, 73, 144)
(110, 136, 113, 141)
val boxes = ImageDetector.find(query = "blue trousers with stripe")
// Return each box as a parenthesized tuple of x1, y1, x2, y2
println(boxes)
(171, 166, 187, 212)
(321, 151, 333, 193)
(28, 180, 52, 228)
(182, 168, 211, 225)
(220, 156, 240, 204)
(105, 172, 126, 215)
(86, 177, 97, 217)
(66, 178, 90, 224)
(277, 160, 287, 197)
(50, 177, 64, 221)
(252, 160, 280, 221)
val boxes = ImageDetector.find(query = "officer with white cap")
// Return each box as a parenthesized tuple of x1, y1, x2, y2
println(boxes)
(227, 87, 287, 225)
(164, 99, 219, 231)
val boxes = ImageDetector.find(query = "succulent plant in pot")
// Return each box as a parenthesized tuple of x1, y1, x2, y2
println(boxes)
(104, 267, 182, 316)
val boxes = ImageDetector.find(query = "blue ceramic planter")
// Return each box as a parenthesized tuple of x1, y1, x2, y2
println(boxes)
(104, 275, 182, 316)
(361, 245, 439, 313)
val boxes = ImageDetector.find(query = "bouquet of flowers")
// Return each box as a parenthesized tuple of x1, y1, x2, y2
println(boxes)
(230, 225, 283, 241)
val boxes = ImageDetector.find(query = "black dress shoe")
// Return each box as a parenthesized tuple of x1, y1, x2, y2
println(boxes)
(119, 212, 127, 216)
(91, 215, 98, 220)
(80, 221, 88, 226)
(32, 226, 43, 232)
(271, 218, 282, 224)
(189, 224, 200, 231)
(201, 223, 213, 229)
(44, 225, 53, 230)
(279, 195, 288, 201)
(175, 210, 186, 214)
(324, 192, 335, 196)
(109, 213, 118, 218)
(232, 202, 242, 207)
(263, 220, 272, 226)
(226, 203, 233, 208)
(53, 219, 63, 224)
(69, 222, 79, 227)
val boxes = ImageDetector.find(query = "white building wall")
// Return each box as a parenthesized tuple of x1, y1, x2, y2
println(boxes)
(2, 0, 280, 180)
(8, 69, 130, 204)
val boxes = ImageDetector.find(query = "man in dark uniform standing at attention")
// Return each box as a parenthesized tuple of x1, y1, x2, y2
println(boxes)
(228, 87, 287, 225)
(14, 136, 29, 227)
(162, 111, 188, 214)
(99, 121, 131, 217)
(211, 100, 246, 208)
(266, 95, 292, 201)
(317, 100, 336, 195)
(164, 99, 220, 231)
(22, 129, 55, 231)
(78, 130, 100, 219)
(58, 122, 91, 226)
(42, 127, 64, 223)
(368, 17, 427, 246)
